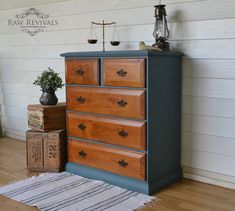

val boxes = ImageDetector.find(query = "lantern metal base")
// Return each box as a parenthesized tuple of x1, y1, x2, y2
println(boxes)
(153, 41, 170, 51)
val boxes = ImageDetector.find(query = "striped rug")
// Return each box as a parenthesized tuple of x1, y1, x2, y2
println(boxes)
(0, 172, 156, 211)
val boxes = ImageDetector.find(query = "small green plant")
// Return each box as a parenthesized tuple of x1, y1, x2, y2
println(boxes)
(33, 67, 64, 92)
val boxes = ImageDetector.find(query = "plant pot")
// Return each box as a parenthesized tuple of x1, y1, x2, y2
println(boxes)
(39, 91, 58, 105)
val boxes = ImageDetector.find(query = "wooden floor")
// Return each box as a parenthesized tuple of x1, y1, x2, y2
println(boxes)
(0, 138, 234, 211)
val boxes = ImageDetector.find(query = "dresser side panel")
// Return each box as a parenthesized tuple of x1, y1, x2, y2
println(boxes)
(147, 55, 182, 182)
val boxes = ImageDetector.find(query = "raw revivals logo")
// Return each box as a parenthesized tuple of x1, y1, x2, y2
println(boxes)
(8, 8, 58, 36)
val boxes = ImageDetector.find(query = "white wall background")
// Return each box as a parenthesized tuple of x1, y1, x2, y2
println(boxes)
(0, 0, 234, 189)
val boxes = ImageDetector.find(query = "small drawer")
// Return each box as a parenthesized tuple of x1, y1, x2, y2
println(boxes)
(67, 113, 146, 150)
(66, 59, 99, 85)
(68, 139, 146, 180)
(66, 86, 145, 119)
(104, 59, 145, 87)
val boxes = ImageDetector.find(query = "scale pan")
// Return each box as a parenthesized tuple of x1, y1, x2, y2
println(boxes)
(88, 39, 98, 44)
(110, 41, 120, 46)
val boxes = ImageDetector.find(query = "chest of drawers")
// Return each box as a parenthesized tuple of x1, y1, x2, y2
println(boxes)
(61, 50, 182, 195)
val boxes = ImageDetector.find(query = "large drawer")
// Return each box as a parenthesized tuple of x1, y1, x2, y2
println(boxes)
(104, 59, 145, 88)
(66, 86, 145, 119)
(68, 139, 146, 180)
(67, 112, 146, 150)
(66, 59, 99, 85)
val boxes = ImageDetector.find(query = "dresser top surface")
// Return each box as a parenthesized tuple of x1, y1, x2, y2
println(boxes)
(60, 50, 183, 58)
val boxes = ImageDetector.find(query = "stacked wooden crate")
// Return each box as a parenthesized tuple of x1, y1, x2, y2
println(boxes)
(26, 103, 67, 172)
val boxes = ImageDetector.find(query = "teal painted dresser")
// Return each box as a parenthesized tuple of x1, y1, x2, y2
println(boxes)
(61, 50, 182, 195)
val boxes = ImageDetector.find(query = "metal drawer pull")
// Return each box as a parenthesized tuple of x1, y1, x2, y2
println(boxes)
(79, 150, 87, 158)
(77, 96, 85, 104)
(78, 123, 86, 131)
(116, 69, 127, 77)
(119, 130, 128, 137)
(117, 99, 127, 107)
(76, 68, 85, 76)
(118, 159, 128, 167)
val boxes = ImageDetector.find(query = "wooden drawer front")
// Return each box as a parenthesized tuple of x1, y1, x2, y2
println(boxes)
(104, 59, 145, 87)
(66, 59, 99, 85)
(67, 113, 146, 150)
(66, 86, 145, 119)
(68, 139, 146, 180)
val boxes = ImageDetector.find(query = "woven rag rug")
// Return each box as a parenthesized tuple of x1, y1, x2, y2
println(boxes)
(0, 172, 156, 211)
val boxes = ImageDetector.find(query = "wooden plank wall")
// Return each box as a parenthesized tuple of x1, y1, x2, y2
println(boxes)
(0, 0, 234, 188)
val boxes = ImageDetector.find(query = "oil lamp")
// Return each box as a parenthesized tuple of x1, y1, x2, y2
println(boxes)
(152, 1, 170, 50)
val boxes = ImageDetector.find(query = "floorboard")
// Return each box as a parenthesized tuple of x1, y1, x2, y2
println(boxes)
(0, 138, 234, 211)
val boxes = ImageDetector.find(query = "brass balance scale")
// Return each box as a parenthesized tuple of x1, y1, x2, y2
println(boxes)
(87, 20, 120, 51)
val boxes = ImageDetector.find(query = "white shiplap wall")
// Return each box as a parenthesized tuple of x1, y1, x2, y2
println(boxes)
(0, 0, 235, 189)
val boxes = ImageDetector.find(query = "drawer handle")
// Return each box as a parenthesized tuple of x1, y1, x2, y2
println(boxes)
(119, 130, 128, 137)
(118, 159, 128, 167)
(79, 150, 87, 158)
(117, 99, 128, 107)
(117, 69, 127, 77)
(76, 68, 85, 76)
(78, 123, 86, 131)
(77, 96, 85, 104)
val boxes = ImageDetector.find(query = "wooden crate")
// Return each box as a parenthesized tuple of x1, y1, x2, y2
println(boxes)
(28, 103, 66, 132)
(26, 130, 67, 172)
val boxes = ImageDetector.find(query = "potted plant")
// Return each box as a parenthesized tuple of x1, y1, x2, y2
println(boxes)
(33, 67, 64, 105)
